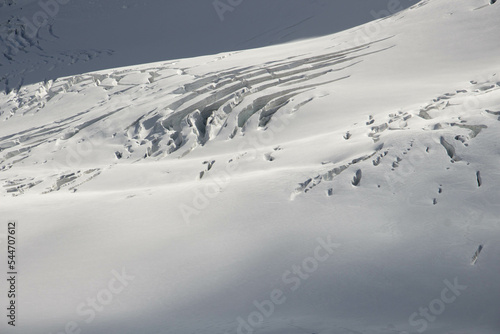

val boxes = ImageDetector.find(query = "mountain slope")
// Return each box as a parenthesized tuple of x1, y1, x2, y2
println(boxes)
(0, 0, 419, 91)
(1, 1, 500, 334)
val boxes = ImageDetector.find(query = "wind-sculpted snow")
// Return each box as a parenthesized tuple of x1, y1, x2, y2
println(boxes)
(1, 1, 500, 334)
(0, 0, 421, 92)
(0, 37, 399, 195)
(2, 54, 499, 199)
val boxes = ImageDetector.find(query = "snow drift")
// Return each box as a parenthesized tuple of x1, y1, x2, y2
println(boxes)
(1, 0, 500, 333)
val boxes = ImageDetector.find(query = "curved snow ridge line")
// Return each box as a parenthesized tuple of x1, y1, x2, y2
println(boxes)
(1, 75, 499, 197)
(0, 37, 407, 197)
(144, 41, 393, 157)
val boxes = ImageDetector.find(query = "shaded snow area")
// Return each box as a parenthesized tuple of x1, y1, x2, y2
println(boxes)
(1, 0, 500, 334)
(0, 0, 420, 91)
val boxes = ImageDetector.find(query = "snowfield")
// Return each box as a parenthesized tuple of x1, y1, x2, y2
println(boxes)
(0, 0, 419, 92)
(1, 0, 500, 333)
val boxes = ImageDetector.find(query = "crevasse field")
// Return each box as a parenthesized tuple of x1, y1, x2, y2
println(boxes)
(1, 0, 499, 333)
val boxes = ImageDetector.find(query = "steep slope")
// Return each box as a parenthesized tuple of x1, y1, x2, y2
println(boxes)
(1, 1, 500, 334)
(0, 0, 419, 91)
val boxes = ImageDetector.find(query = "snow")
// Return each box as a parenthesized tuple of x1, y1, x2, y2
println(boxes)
(1, 0, 500, 333)
(0, 0, 420, 91)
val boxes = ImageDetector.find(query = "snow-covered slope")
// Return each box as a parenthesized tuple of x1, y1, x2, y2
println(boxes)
(0, 0, 419, 92)
(1, 0, 500, 333)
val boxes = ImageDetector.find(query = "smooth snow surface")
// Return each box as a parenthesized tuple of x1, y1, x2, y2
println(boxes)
(1, 1, 500, 334)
